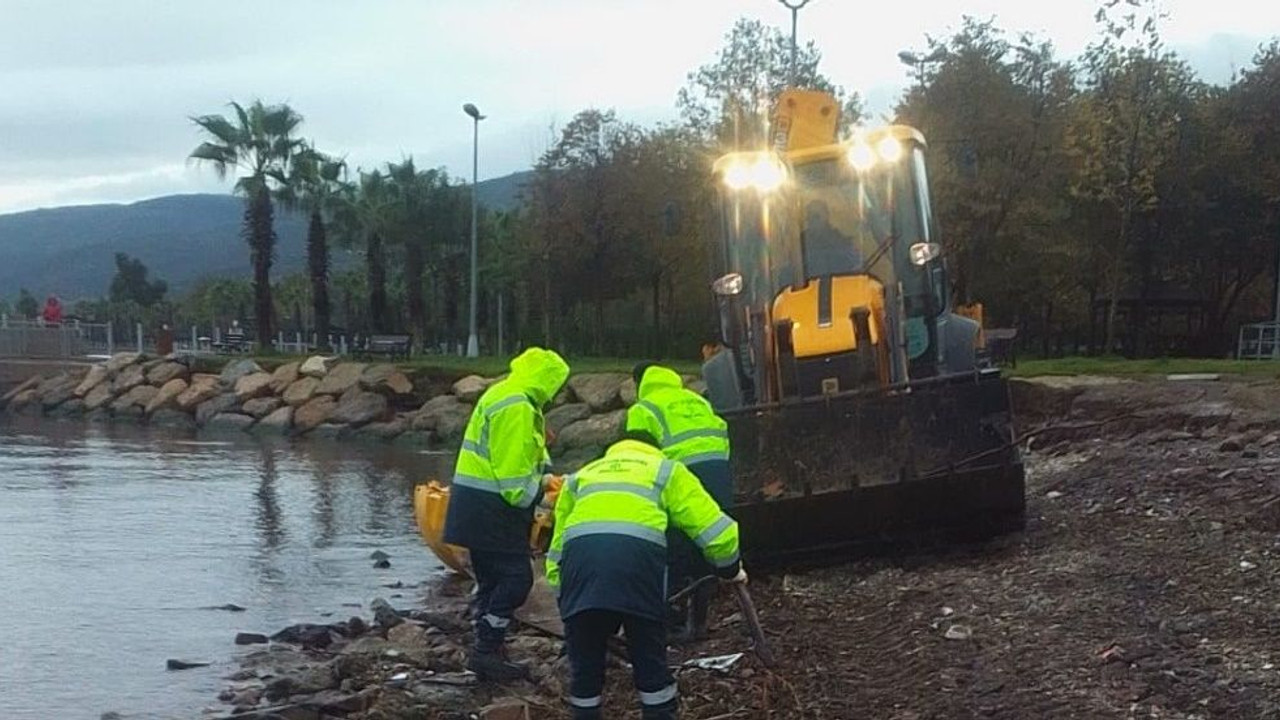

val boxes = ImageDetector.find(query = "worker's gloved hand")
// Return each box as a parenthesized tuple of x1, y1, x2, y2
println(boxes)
(540, 474, 564, 507)
(725, 567, 748, 585)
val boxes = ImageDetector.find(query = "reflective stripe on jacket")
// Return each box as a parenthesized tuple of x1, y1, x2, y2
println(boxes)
(625, 365, 729, 466)
(546, 439, 740, 599)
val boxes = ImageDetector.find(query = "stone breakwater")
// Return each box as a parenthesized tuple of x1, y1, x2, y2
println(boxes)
(0, 353, 705, 472)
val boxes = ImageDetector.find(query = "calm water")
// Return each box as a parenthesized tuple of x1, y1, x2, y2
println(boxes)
(0, 417, 453, 720)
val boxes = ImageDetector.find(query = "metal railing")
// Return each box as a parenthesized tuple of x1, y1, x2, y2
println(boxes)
(0, 317, 115, 358)
(1236, 321, 1280, 360)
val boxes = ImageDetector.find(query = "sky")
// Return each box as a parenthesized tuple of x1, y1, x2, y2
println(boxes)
(0, 0, 1276, 215)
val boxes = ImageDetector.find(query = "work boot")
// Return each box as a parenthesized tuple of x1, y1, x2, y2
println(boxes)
(466, 650, 529, 682)
(570, 707, 603, 720)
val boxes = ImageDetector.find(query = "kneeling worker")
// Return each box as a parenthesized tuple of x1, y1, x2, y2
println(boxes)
(547, 430, 745, 720)
(443, 347, 570, 681)
(627, 362, 733, 642)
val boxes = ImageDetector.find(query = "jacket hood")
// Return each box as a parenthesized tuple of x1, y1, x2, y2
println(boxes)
(637, 365, 684, 398)
(507, 347, 570, 405)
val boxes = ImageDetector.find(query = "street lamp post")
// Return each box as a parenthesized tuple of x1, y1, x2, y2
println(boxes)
(463, 103, 485, 358)
(778, 0, 812, 85)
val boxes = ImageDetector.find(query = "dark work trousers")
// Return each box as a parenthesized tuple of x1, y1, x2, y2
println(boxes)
(564, 609, 679, 719)
(667, 459, 734, 621)
(469, 549, 533, 654)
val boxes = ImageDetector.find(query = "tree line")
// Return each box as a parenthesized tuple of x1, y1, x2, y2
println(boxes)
(50, 2, 1280, 359)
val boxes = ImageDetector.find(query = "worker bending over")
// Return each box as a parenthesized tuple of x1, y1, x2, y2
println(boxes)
(547, 430, 745, 720)
(443, 347, 570, 681)
(626, 362, 733, 642)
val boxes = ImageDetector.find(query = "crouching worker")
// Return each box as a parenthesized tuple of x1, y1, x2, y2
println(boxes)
(547, 430, 746, 720)
(443, 347, 570, 681)
(627, 362, 733, 643)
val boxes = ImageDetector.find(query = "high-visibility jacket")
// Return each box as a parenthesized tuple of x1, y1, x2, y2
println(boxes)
(547, 439, 741, 621)
(625, 365, 730, 467)
(443, 347, 570, 553)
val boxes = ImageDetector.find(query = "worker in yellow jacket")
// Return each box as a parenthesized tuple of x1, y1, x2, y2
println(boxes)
(443, 347, 570, 681)
(547, 430, 745, 720)
(626, 363, 733, 642)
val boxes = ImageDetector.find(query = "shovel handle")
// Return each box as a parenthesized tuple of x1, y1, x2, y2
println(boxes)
(731, 583, 778, 669)
(667, 574, 718, 606)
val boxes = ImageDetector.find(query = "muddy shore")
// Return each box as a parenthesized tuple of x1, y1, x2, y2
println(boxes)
(195, 375, 1280, 719)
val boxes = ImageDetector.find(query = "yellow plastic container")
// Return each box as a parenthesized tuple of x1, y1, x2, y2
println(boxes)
(413, 481, 472, 576)
(414, 480, 557, 576)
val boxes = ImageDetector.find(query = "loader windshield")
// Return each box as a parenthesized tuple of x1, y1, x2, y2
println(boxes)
(785, 151, 930, 305)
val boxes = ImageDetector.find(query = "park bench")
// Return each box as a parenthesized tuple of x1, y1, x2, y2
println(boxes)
(361, 334, 412, 360)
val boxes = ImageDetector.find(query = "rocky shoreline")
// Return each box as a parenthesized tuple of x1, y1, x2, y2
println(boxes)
(0, 353, 706, 472)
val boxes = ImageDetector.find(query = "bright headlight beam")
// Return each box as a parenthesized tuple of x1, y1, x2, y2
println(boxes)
(848, 143, 876, 171)
(722, 157, 786, 192)
(876, 137, 903, 163)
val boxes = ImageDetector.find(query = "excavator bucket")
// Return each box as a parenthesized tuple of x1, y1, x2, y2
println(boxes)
(726, 370, 1025, 564)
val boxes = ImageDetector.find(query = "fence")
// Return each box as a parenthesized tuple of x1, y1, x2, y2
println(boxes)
(1236, 321, 1280, 360)
(0, 315, 481, 360)
(0, 317, 115, 358)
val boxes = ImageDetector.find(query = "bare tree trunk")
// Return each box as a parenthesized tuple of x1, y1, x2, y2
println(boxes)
(404, 240, 425, 352)
(307, 210, 331, 350)
(367, 233, 388, 334)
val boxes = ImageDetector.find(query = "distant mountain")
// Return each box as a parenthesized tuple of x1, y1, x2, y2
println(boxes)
(0, 170, 534, 300)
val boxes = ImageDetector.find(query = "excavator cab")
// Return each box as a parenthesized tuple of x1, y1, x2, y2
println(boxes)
(702, 90, 1025, 563)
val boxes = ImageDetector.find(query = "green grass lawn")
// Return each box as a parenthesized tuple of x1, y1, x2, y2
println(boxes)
(1010, 356, 1280, 379)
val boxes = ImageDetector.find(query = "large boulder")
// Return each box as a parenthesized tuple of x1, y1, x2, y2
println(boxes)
(111, 364, 147, 394)
(234, 372, 274, 401)
(205, 413, 255, 433)
(360, 364, 414, 396)
(269, 362, 301, 394)
(104, 352, 142, 374)
(295, 396, 338, 432)
(151, 409, 195, 429)
(196, 393, 240, 426)
(357, 418, 407, 441)
(74, 365, 110, 397)
(242, 397, 283, 419)
(49, 398, 86, 418)
(317, 363, 367, 396)
(40, 375, 81, 410)
(558, 409, 627, 451)
(146, 362, 189, 386)
(111, 384, 158, 413)
(176, 375, 221, 410)
(219, 358, 263, 386)
(452, 375, 492, 403)
(567, 374, 627, 411)
(411, 395, 473, 440)
(283, 377, 321, 406)
(300, 355, 339, 379)
(83, 383, 116, 411)
(546, 403, 593, 435)
(2, 375, 42, 407)
(329, 390, 389, 427)
(254, 405, 294, 433)
(145, 379, 188, 415)
(620, 377, 638, 406)
(6, 388, 39, 413)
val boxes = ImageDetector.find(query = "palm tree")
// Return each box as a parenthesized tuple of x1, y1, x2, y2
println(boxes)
(289, 145, 346, 349)
(336, 170, 394, 333)
(189, 100, 305, 348)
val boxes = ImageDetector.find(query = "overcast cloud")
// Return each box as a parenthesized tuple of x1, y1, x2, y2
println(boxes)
(0, 0, 1275, 214)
